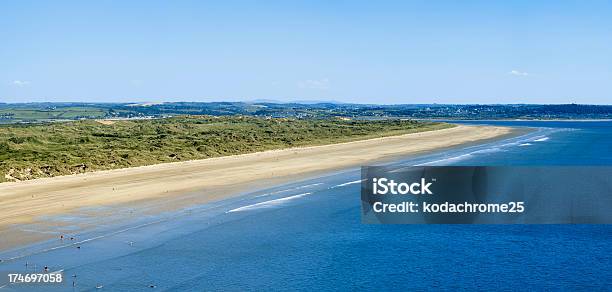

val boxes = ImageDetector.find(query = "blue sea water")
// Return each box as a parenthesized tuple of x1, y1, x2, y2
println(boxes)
(1, 121, 611, 291)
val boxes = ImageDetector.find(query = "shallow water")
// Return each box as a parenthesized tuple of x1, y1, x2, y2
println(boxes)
(1, 121, 611, 291)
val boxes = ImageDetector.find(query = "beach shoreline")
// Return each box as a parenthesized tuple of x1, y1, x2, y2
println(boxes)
(0, 125, 516, 250)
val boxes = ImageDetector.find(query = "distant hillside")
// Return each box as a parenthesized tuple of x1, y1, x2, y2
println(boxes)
(1, 102, 611, 123)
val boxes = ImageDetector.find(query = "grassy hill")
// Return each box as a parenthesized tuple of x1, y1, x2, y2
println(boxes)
(0, 116, 451, 182)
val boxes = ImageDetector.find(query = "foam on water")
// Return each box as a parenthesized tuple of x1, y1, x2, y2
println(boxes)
(415, 153, 474, 166)
(330, 180, 363, 188)
(227, 192, 311, 213)
(255, 183, 322, 198)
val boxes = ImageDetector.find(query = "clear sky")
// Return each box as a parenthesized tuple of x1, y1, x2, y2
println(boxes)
(1, 1, 611, 104)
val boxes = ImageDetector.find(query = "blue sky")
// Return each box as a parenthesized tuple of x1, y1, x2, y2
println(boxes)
(1, 1, 611, 104)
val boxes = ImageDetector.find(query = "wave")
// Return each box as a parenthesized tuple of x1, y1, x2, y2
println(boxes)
(415, 153, 474, 166)
(255, 183, 322, 198)
(519, 143, 532, 147)
(533, 137, 549, 142)
(330, 180, 364, 188)
(227, 192, 311, 213)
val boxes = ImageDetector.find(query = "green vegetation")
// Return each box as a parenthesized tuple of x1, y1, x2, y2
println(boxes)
(0, 106, 106, 123)
(0, 116, 451, 182)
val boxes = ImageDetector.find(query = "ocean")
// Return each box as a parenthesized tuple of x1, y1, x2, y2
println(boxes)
(1, 121, 611, 291)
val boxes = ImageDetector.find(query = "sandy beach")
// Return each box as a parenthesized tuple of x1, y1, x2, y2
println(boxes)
(0, 125, 512, 249)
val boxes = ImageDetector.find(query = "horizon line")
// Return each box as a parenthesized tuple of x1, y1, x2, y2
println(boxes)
(1, 101, 611, 106)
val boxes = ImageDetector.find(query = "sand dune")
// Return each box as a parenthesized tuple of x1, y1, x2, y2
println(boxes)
(0, 125, 512, 235)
